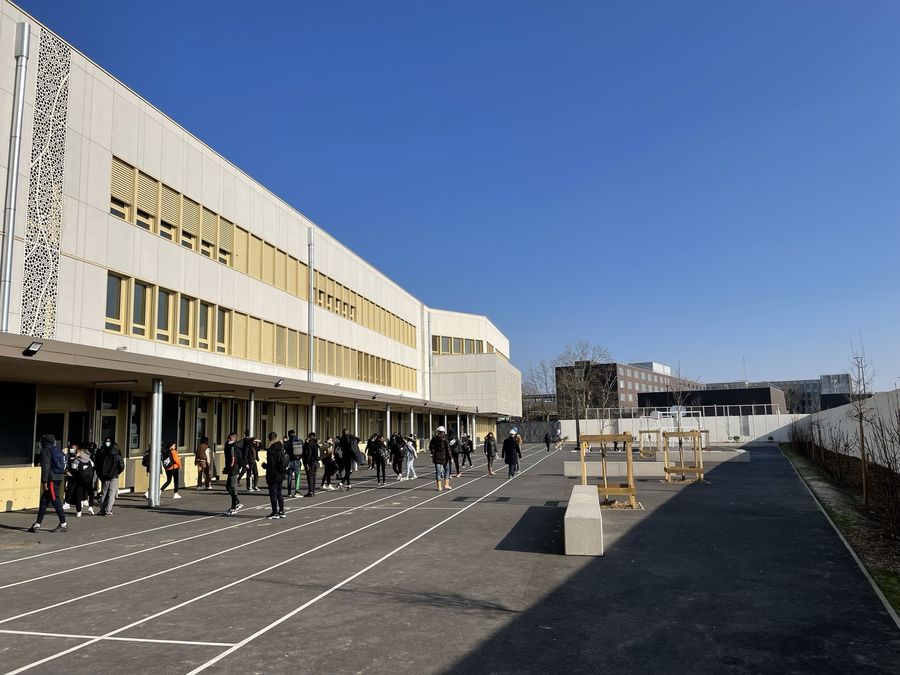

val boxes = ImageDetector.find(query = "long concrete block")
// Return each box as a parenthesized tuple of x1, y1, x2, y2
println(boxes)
(564, 485, 604, 556)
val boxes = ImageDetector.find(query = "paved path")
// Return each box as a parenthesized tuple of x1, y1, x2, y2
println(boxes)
(0, 443, 897, 674)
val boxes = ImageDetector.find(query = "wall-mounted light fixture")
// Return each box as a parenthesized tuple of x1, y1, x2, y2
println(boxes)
(22, 341, 42, 357)
(274, 378, 284, 388)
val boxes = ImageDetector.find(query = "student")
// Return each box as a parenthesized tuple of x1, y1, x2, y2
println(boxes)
(460, 433, 473, 468)
(160, 441, 182, 499)
(365, 433, 378, 470)
(63, 441, 79, 510)
(543, 431, 553, 452)
(243, 434, 261, 492)
(429, 426, 452, 492)
(261, 431, 287, 519)
(194, 436, 211, 490)
(404, 435, 419, 480)
(502, 430, 522, 478)
(96, 437, 125, 514)
(222, 432, 244, 515)
(302, 432, 320, 497)
(28, 434, 68, 533)
(339, 429, 361, 490)
(69, 444, 95, 517)
(483, 432, 497, 475)
(320, 442, 338, 491)
(371, 434, 389, 485)
(448, 429, 462, 478)
(389, 433, 405, 480)
(286, 429, 304, 498)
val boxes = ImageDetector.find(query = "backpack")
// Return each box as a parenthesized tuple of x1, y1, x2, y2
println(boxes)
(101, 450, 120, 480)
(49, 445, 66, 476)
(141, 448, 151, 468)
(291, 440, 304, 460)
(304, 440, 320, 464)
(77, 459, 94, 483)
(271, 446, 289, 474)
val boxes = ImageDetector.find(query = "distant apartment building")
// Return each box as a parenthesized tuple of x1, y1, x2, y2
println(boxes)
(554, 361, 703, 415)
(706, 374, 851, 413)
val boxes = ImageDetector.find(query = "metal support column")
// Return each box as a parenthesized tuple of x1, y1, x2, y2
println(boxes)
(428, 412, 433, 438)
(148, 379, 163, 507)
(0, 23, 30, 332)
(310, 396, 317, 434)
(353, 400, 359, 438)
(386, 403, 392, 438)
(456, 412, 461, 438)
(247, 389, 255, 437)
(409, 408, 414, 438)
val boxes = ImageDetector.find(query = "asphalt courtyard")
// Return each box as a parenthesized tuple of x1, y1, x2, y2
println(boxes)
(0, 443, 898, 674)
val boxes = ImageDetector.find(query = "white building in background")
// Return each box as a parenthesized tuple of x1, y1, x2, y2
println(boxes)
(0, 1, 520, 509)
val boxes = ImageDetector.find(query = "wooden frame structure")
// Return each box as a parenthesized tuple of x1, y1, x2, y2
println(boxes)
(578, 433, 637, 508)
(662, 430, 704, 482)
(637, 429, 661, 458)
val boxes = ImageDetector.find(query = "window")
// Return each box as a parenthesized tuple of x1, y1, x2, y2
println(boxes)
(110, 197, 129, 220)
(198, 302, 212, 350)
(441, 336, 450, 354)
(159, 220, 176, 241)
(110, 157, 134, 221)
(181, 229, 197, 251)
(136, 209, 154, 232)
(218, 219, 233, 265)
(452, 337, 462, 354)
(432, 335, 440, 354)
(200, 240, 214, 258)
(475, 340, 484, 353)
(131, 280, 150, 336)
(215, 308, 230, 354)
(156, 289, 173, 342)
(178, 296, 195, 346)
(105, 274, 126, 332)
(464, 339, 474, 354)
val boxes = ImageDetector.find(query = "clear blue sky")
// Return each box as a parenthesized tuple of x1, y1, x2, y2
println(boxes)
(18, 0, 900, 390)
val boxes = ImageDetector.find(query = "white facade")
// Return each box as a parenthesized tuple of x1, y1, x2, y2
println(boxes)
(0, 1, 520, 411)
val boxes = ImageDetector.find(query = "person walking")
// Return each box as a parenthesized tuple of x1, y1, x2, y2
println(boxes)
(460, 433, 473, 468)
(222, 433, 244, 515)
(242, 432, 260, 492)
(448, 429, 462, 477)
(404, 435, 418, 480)
(302, 432, 320, 497)
(544, 431, 553, 452)
(429, 426, 452, 492)
(261, 431, 288, 519)
(286, 430, 304, 498)
(484, 432, 497, 475)
(160, 441, 182, 499)
(194, 436, 211, 490)
(364, 433, 378, 471)
(389, 433, 405, 480)
(502, 430, 522, 478)
(62, 441, 79, 511)
(69, 445, 96, 517)
(372, 434, 389, 485)
(338, 430, 361, 490)
(28, 434, 68, 533)
(96, 437, 125, 515)
(320, 442, 338, 490)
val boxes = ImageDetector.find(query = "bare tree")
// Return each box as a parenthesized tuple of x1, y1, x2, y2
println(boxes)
(869, 398, 900, 536)
(522, 360, 557, 421)
(553, 342, 612, 416)
(848, 341, 876, 506)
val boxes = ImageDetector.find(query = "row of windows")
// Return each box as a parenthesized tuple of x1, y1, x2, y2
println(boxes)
(105, 272, 416, 391)
(431, 335, 490, 356)
(110, 157, 413, 349)
(313, 271, 415, 348)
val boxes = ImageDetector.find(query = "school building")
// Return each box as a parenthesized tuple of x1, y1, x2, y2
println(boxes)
(0, 1, 521, 510)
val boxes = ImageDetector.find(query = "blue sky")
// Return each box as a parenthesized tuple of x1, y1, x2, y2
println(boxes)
(19, 0, 900, 390)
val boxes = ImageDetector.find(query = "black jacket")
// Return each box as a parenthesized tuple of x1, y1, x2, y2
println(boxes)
(501, 437, 521, 465)
(39, 438, 64, 484)
(302, 439, 320, 469)
(429, 434, 450, 465)
(264, 441, 287, 484)
(223, 440, 242, 475)
(95, 443, 125, 480)
(484, 438, 497, 457)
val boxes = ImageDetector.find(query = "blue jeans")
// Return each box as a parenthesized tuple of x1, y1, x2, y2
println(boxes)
(287, 460, 302, 494)
(434, 463, 446, 481)
(405, 453, 417, 479)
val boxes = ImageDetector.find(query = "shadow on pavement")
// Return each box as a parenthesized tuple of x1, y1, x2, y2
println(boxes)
(494, 506, 565, 556)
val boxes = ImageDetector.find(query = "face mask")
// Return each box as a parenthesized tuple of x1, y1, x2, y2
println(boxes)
(104, 442, 111, 447)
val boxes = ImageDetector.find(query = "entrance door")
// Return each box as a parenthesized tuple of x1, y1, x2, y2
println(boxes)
(34, 412, 65, 462)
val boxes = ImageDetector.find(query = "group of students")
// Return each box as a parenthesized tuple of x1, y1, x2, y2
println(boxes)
(27, 434, 126, 533)
(26, 425, 528, 531)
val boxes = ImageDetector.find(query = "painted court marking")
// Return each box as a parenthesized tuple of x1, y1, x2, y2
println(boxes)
(0, 448, 541, 630)
(0, 629, 233, 648)
(2, 448, 549, 674)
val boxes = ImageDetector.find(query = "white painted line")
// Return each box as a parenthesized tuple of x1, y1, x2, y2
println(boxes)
(782, 449, 900, 631)
(188, 449, 560, 674)
(0, 448, 541, 629)
(0, 629, 233, 647)
(2, 449, 550, 675)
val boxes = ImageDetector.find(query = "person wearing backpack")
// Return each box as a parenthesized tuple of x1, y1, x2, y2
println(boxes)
(69, 445, 96, 517)
(28, 434, 68, 533)
(222, 432, 244, 515)
(241, 431, 260, 492)
(286, 430, 304, 498)
(261, 431, 287, 519)
(320, 441, 338, 491)
(404, 435, 419, 480)
(338, 429, 361, 490)
(302, 432, 320, 498)
(160, 441, 182, 499)
(96, 437, 125, 515)
(460, 433, 474, 469)
(194, 436, 211, 490)
(448, 429, 462, 478)
(389, 433, 405, 481)
(429, 426, 452, 492)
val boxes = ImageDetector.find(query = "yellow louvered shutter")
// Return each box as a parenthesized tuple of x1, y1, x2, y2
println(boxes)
(219, 218, 233, 253)
(261, 321, 274, 363)
(247, 317, 261, 361)
(299, 333, 309, 370)
(136, 172, 158, 214)
(182, 198, 200, 236)
(233, 227, 248, 273)
(231, 313, 247, 358)
(275, 325, 286, 365)
(110, 157, 134, 203)
(202, 208, 217, 245)
(160, 185, 181, 225)
(287, 330, 298, 368)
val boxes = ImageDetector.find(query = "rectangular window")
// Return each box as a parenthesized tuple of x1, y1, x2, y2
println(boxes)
(180, 229, 197, 251)
(135, 209, 154, 232)
(156, 289, 173, 342)
(178, 296, 194, 347)
(215, 307, 230, 354)
(198, 302, 212, 350)
(218, 218, 233, 266)
(131, 280, 150, 336)
(110, 197, 129, 220)
(441, 336, 450, 354)
(464, 338, 474, 354)
(452, 337, 462, 354)
(432, 335, 440, 354)
(110, 157, 134, 221)
(159, 220, 176, 241)
(200, 240, 214, 258)
(105, 274, 126, 332)
(475, 340, 483, 353)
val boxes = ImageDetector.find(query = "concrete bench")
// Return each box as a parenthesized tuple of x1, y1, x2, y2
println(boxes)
(564, 485, 604, 556)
